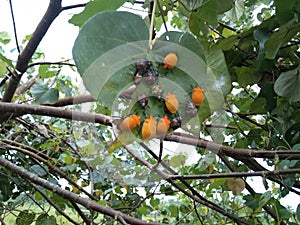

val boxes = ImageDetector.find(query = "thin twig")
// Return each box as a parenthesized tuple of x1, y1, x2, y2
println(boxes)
(69, 201, 92, 225)
(27, 60, 76, 68)
(157, 0, 168, 32)
(193, 200, 204, 225)
(28, 180, 81, 225)
(9, 0, 20, 54)
(61, 3, 86, 11)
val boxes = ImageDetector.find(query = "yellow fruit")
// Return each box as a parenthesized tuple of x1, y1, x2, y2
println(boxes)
(142, 116, 157, 140)
(192, 87, 204, 107)
(163, 53, 178, 69)
(157, 116, 171, 137)
(119, 114, 140, 131)
(165, 93, 178, 113)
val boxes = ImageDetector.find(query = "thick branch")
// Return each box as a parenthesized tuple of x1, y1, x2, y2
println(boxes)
(1, 102, 300, 161)
(0, 102, 112, 125)
(0, 157, 167, 225)
(45, 94, 96, 107)
(2, 0, 62, 103)
(168, 168, 300, 180)
(165, 133, 300, 160)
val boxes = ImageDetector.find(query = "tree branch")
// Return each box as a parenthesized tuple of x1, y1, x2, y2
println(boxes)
(9, 0, 20, 54)
(219, 155, 287, 225)
(165, 133, 300, 160)
(124, 145, 253, 225)
(0, 157, 167, 225)
(44, 94, 96, 107)
(0, 139, 98, 201)
(168, 168, 300, 180)
(2, 0, 63, 104)
(0, 102, 112, 125)
(28, 180, 81, 225)
(1, 102, 299, 161)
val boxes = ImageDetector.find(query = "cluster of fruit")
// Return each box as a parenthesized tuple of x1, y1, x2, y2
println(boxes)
(118, 53, 204, 141)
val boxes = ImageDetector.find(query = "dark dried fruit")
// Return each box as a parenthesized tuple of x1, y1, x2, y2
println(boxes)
(144, 70, 159, 85)
(170, 116, 182, 130)
(135, 58, 152, 74)
(138, 94, 148, 108)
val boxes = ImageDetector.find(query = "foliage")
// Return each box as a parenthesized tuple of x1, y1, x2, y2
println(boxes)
(0, 0, 300, 224)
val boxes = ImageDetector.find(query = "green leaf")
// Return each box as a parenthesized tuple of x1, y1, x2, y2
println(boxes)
(38, 65, 57, 79)
(0, 59, 6, 77)
(50, 194, 67, 211)
(285, 122, 300, 145)
(292, 143, 300, 150)
(259, 191, 272, 207)
(69, 0, 127, 27)
(274, 0, 300, 24)
(72, 11, 148, 106)
(154, 32, 229, 125)
(217, 0, 234, 13)
(297, 204, 300, 222)
(0, 176, 14, 201)
(274, 67, 300, 102)
(265, 21, 300, 59)
(258, 82, 277, 112)
(36, 214, 57, 225)
(170, 153, 187, 168)
(225, 0, 244, 22)
(215, 35, 238, 51)
(234, 66, 262, 87)
(189, 0, 218, 37)
(249, 97, 267, 114)
(16, 210, 35, 225)
(30, 165, 47, 176)
(243, 194, 260, 211)
(208, 178, 226, 192)
(30, 83, 59, 104)
(0, 31, 11, 44)
(206, 49, 231, 95)
(150, 197, 160, 208)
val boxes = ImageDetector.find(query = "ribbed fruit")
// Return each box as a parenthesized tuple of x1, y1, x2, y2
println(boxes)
(142, 116, 157, 140)
(163, 53, 178, 69)
(157, 116, 171, 137)
(119, 114, 140, 131)
(192, 87, 204, 107)
(165, 93, 179, 113)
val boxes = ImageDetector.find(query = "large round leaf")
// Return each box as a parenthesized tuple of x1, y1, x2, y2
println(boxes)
(152, 31, 230, 125)
(274, 67, 300, 102)
(72, 11, 149, 106)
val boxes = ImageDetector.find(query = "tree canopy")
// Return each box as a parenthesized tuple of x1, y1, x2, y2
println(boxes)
(0, 0, 300, 224)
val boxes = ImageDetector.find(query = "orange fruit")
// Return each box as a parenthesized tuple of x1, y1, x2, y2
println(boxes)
(192, 87, 204, 107)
